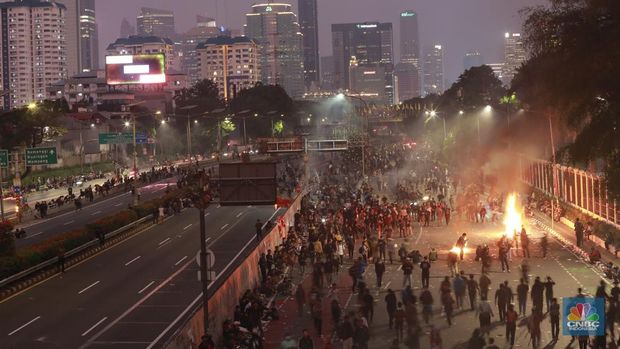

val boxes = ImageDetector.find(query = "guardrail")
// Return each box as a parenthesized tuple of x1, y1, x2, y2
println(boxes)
(0, 215, 150, 291)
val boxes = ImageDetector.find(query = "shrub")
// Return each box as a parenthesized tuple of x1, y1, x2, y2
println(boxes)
(86, 210, 138, 237)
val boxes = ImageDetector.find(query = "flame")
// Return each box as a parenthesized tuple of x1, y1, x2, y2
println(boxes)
(503, 193, 522, 240)
(450, 246, 471, 255)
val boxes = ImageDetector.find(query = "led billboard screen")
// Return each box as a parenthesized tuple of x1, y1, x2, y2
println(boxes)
(105, 54, 166, 85)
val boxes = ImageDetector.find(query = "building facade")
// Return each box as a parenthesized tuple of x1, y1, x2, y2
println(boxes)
(105, 35, 177, 72)
(397, 10, 420, 101)
(56, 0, 98, 75)
(0, 0, 67, 109)
(423, 44, 444, 96)
(197, 36, 260, 100)
(320, 55, 334, 91)
(298, 0, 319, 90)
(331, 22, 394, 104)
(120, 17, 135, 38)
(173, 16, 222, 86)
(503, 32, 526, 84)
(463, 51, 483, 71)
(488, 62, 505, 82)
(244, 2, 304, 99)
(136, 7, 175, 39)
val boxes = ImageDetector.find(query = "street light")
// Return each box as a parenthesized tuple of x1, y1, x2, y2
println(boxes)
(334, 92, 369, 178)
(180, 105, 198, 160)
(459, 110, 464, 115)
(425, 109, 446, 140)
(484, 105, 492, 113)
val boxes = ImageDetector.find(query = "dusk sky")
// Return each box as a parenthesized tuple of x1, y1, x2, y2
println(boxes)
(98, 0, 546, 85)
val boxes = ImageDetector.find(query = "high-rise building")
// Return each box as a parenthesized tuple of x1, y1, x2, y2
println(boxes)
(136, 7, 175, 39)
(488, 63, 505, 82)
(197, 36, 260, 100)
(120, 17, 135, 38)
(56, 0, 98, 75)
(331, 22, 394, 103)
(396, 10, 421, 102)
(0, 0, 67, 109)
(298, 0, 319, 90)
(244, 2, 304, 99)
(320, 56, 334, 91)
(503, 32, 526, 84)
(106, 36, 176, 72)
(463, 51, 483, 71)
(423, 44, 444, 96)
(173, 16, 222, 86)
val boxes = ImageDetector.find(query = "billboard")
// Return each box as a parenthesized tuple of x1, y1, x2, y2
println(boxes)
(219, 162, 277, 205)
(105, 54, 166, 85)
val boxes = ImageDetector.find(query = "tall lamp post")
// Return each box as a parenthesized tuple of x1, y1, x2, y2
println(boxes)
(425, 110, 446, 140)
(123, 101, 145, 177)
(180, 105, 198, 160)
(336, 93, 369, 177)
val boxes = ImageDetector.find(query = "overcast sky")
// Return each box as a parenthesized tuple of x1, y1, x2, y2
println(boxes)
(97, 0, 546, 85)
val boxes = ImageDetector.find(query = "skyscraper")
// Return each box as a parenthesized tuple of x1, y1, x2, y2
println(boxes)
(120, 18, 135, 38)
(423, 44, 444, 96)
(463, 51, 483, 71)
(331, 22, 394, 103)
(0, 0, 67, 109)
(174, 16, 222, 86)
(298, 0, 319, 90)
(137, 7, 175, 39)
(320, 56, 334, 91)
(503, 32, 526, 84)
(56, 0, 98, 75)
(244, 2, 304, 99)
(397, 10, 420, 101)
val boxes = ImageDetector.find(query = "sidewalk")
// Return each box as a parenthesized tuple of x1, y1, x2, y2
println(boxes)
(263, 259, 355, 349)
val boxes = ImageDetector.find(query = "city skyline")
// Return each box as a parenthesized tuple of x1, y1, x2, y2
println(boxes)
(97, 0, 544, 85)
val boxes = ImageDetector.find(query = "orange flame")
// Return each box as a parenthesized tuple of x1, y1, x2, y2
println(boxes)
(503, 193, 522, 240)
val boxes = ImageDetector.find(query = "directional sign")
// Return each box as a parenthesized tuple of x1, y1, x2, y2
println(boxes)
(25, 147, 57, 166)
(195, 249, 215, 268)
(98, 132, 148, 145)
(0, 149, 8, 168)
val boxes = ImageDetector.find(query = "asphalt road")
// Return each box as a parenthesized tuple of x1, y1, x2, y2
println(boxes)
(335, 216, 611, 348)
(0, 202, 285, 348)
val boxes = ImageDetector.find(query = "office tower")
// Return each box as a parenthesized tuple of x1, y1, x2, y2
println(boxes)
(488, 63, 505, 82)
(56, 0, 98, 75)
(106, 36, 176, 72)
(0, 0, 67, 109)
(244, 2, 304, 99)
(298, 0, 319, 90)
(423, 44, 444, 96)
(174, 16, 222, 86)
(120, 17, 135, 38)
(349, 57, 389, 104)
(503, 32, 526, 84)
(331, 22, 394, 103)
(137, 7, 175, 39)
(396, 10, 421, 102)
(197, 36, 260, 100)
(320, 56, 334, 91)
(463, 51, 483, 71)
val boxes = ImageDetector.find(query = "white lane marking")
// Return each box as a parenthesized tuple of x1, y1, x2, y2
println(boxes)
(204, 212, 210, 216)
(124, 256, 141, 266)
(158, 238, 171, 246)
(25, 232, 44, 239)
(415, 226, 423, 244)
(138, 281, 155, 294)
(78, 281, 100, 294)
(183, 224, 192, 230)
(8, 316, 41, 336)
(383, 281, 391, 290)
(216, 205, 221, 209)
(174, 256, 188, 266)
(205, 237, 211, 244)
(81, 317, 108, 337)
(247, 205, 252, 208)
(114, 203, 123, 207)
(63, 220, 75, 225)
(91, 210, 102, 216)
(236, 212, 243, 218)
(220, 224, 229, 230)
(397, 265, 402, 271)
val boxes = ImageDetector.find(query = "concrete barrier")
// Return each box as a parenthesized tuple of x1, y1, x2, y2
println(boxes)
(165, 193, 304, 349)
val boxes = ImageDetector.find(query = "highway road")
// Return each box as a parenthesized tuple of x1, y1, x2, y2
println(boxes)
(0, 201, 284, 348)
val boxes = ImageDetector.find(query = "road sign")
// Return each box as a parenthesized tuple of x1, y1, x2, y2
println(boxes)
(195, 249, 216, 281)
(98, 132, 148, 145)
(25, 147, 57, 166)
(0, 149, 8, 168)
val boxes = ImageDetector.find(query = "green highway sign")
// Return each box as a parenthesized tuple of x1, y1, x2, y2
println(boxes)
(25, 147, 58, 166)
(0, 149, 7, 168)
(99, 132, 148, 145)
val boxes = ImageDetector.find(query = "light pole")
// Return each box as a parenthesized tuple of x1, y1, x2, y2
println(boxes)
(336, 93, 369, 178)
(425, 110, 446, 140)
(180, 105, 198, 160)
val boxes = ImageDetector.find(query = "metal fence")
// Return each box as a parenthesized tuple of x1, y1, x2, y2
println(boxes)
(519, 155, 620, 226)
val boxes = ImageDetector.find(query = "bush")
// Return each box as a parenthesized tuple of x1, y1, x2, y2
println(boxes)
(86, 210, 138, 237)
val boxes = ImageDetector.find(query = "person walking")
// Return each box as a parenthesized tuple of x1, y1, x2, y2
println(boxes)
(362, 288, 375, 323)
(549, 298, 560, 341)
(385, 289, 397, 329)
(499, 243, 510, 272)
(394, 302, 406, 342)
(420, 256, 431, 288)
(531, 277, 545, 313)
(479, 273, 491, 300)
(575, 217, 584, 247)
(520, 227, 530, 258)
(420, 287, 434, 324)
(338, 315, 354, 349)
(255, 219, 263, 242)
(476, 297, 494, 335)
(441, 291, 455, 326)
(311, 297, 322, 337)
(528, 307, 543, 349)
(375, 259, 386, 288)
(453, 273, 466, 309)
(456, 233, 468, 261)
(544, 276, 555, 312)
(505, 304, 518, 346)
(402, 258, 413, 288)
(295, 283, 306, 317)
(495, 284, 507, 322)
(467, 274, 479, 311)
(517, 278, 529, 316)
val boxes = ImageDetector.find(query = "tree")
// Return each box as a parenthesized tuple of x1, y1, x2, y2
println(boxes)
(174, 79, 224, 114)
(0, 99, 68, 150)
(515, 0, 620, 199)
(439, 65, 505, 113)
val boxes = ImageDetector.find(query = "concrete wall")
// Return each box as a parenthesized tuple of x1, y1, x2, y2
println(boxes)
(165, 193, 304, 349)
